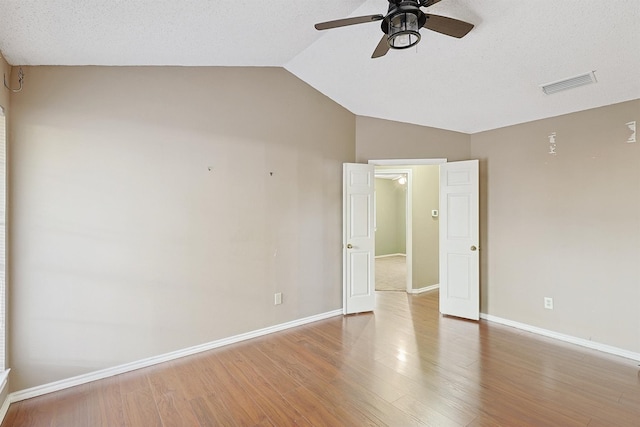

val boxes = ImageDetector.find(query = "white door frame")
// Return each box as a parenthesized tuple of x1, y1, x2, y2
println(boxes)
(373, 168, 413, 293)
(369, 159, 448, 166)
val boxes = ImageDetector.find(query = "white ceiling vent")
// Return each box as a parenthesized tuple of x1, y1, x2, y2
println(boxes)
(540, 71, 597, 95)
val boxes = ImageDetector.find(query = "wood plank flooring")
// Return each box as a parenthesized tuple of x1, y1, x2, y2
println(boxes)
(3, 291, 639, 426)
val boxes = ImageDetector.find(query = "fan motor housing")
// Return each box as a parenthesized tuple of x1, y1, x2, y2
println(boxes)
(382, 1, 427, 34)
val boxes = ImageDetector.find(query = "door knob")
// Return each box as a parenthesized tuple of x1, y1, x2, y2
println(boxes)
(470, 245, 477, 251)
(346, 244, 353, 249)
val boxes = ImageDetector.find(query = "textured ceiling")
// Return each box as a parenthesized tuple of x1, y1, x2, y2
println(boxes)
(1, 0, 639, 133)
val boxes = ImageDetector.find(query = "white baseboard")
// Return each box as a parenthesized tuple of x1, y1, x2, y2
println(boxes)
(480, 313, 640, 362)
(8, 309, 343, 404)
(408, 284, 439, 294)
(375, 253, 406, 258)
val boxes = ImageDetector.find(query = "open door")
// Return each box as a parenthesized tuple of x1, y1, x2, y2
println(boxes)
(343, 163, 375, 314)
(439, 160, 479, 320)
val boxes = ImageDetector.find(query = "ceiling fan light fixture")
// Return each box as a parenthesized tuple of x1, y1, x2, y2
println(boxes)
(314, 0, 473, 59)
(388, 12, 421, 49)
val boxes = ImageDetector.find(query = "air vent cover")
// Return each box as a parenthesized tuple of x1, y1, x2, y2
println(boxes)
(540, 71, 597, 95)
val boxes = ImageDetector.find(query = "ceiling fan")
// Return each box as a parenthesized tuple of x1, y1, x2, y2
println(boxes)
(314, 0, 474, 58)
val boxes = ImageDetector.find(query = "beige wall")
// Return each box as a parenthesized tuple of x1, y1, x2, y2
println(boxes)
(6, 60, 638, 394)
(8, 66, 355, 390)
(0, 54, 10, 395)
(357, 103, 640, 354)
(374, 178, 406, 256)
(471, 99, 640, 353)
(0, 54, 10, 109)
(397, 183, 407, 255)
(356, 116, 470, 162)
(411, 165, 439, 289)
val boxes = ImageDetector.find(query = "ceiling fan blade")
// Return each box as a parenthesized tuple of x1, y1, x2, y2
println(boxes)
(420, 0, 444, 7)
(423, 14, 474, 38)
(371, 35, 390, 59)
(315, 14, 384, 31)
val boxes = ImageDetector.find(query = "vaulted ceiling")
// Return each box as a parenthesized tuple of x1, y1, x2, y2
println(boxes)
(1, 0, 638, 133)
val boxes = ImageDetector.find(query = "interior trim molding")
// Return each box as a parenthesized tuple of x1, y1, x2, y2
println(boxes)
(0, 369, 12, 425)
(374, 253, 406, 258)
(368, 158, 447, 166)
(0, 395, 9, 425)
(408, 284, 439, 294)
(7, 309, 343, 404)
(0, 370, 9, 395)
(480, 313, 640, 362)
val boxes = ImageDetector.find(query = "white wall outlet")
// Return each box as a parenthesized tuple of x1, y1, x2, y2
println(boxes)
(544, 297, 553, 310)
(274, 292, 283, 305)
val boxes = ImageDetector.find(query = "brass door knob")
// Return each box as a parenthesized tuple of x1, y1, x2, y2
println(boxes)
(470, 245, 477, 251)
(346, 244, 353, 249)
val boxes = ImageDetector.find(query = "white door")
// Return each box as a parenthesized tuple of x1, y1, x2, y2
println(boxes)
(439, 160, 479, 320)
(343, 163, 375, 314)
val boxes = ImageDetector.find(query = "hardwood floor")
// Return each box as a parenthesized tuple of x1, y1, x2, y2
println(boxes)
(3, 291, 639, 426)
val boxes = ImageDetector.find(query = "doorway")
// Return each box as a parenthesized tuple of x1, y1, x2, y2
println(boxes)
(343, 160, 480, 319)
(372, 159, 445, 295)
(374, 170, 411, 292)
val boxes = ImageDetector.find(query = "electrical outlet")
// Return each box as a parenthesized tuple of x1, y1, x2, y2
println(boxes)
(274, 292, 283, 305)
(544, 297, 553, 310)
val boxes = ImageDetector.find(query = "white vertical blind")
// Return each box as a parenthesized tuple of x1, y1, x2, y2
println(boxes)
(0, 107, 5, 371)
